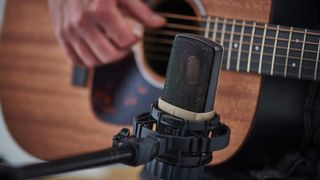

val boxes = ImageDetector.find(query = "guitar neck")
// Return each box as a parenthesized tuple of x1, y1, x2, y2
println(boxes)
(202, 16, 320, 81)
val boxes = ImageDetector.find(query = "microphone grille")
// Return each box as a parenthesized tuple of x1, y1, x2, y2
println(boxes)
(162, 34, 219, 113)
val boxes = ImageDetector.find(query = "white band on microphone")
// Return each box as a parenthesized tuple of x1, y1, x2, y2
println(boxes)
(158, 98, 215, 121)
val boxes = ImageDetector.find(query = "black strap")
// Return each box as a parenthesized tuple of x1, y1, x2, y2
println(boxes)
(250, 153, 312, 180)
(250, 82, 320, 180)
(302, 82, 320, 147)
(316, 162, 320, 180)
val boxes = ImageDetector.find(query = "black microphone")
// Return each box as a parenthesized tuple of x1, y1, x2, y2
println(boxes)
(158, 34, 222, 124)
(161, 34, 222, 114)
(134, 34, 230, 180)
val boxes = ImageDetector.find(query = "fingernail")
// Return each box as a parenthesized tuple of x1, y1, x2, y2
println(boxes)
(152, 14, 166, 23)
(133, 23, 143, 38)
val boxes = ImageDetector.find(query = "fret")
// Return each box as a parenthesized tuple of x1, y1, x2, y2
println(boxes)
(238, 21, 254, 72)
(284, 27, 293, 77)
(273, 26, 290, 77)
(300, 30, 320, 80)
(220, 18, 227, 46)
(258, 24, 267, 74)
(260, 24, 277, 75)
(315, 40, 320, 80)
(286, 28, 305, 79)
(300, 29, 320, 80)
(271, 25, 279, 76)
(214, 19, 227, 68)
(218, 18, 232, 69)
(204, 16, 211, 38)
(227, 19, 236, 70)
(214, 20, 223, 44)
(236, 21, 245, 71)
(248, 22, 265, 73)
(299, 29, 307, 79)
(229, 20, 242, 71)
(247, 22, 256, 72)
(212, 17, 219, 41)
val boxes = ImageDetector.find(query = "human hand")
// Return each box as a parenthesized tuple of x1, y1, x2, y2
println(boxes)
(48, 0, 166, 67)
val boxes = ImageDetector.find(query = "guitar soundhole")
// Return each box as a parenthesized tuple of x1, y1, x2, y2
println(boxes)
(143, 0, 199, 76)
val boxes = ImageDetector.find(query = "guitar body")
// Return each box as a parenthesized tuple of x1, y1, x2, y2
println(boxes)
(0, 0, 306, 165)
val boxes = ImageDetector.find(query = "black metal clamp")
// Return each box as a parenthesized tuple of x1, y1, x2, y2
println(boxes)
(113, 102, 230, 180)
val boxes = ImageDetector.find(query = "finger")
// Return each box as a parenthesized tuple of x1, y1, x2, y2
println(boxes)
(62, 25, 101, 67)
(73, 17, 129, 63)
(119, 0, 166, 28)
(91, 6, 139, 49)
(58, 38, 84, 66)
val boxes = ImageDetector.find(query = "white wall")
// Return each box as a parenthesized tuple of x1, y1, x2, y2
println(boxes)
(0, 0, 6, 34)
(0, 104, 40, 165)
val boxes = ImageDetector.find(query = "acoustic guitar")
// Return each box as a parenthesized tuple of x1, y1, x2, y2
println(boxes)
(0, 0, 319, 166)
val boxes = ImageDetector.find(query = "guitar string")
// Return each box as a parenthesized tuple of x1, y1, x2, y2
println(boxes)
(144, 37, 320, 63)
(144, 41, 317, 64)
(145, 54, 319, 78)
(146, 29, 318, 54)
(155, 22, 320, 46)
(161, 12, 320, 37)
(141, 13, 320, 78)
(145, 49, 318, 72)
(143, 38, 319, 72)
(145, 45, 317, 65)
(145, 55, 318, 79)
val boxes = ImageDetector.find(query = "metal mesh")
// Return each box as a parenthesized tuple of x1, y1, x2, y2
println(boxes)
(162, 35, 214, 113)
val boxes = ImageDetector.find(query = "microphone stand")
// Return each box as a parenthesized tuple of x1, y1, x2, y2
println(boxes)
(5, 145, 135, 179)
(0, 127, 159, 180)
(0, 102, 230, 180)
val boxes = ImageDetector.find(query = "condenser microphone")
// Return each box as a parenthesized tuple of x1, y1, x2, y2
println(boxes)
(158, 34, 223, 121)
(141, 34, 229, 180)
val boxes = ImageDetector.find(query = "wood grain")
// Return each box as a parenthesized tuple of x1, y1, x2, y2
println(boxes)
(0, 0, 122, 159)
(0, 0, 271, 165)
(202, 0, 272, 22)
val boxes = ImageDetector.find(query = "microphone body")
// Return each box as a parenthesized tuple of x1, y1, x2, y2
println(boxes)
(162, 34, 223, 114)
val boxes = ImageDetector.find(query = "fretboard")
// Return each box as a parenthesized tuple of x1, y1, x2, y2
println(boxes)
(202, 16, 320, 81)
